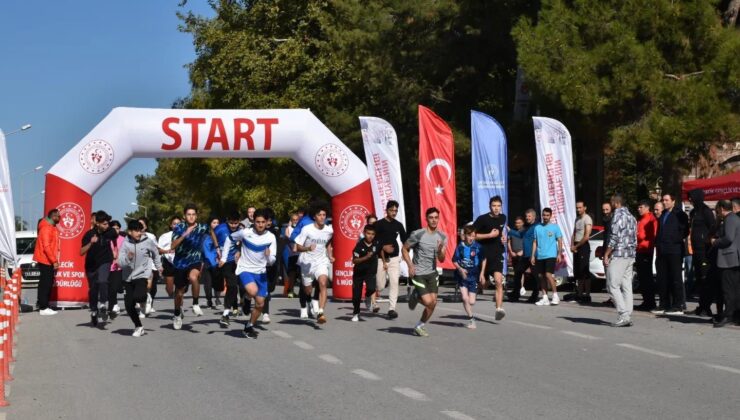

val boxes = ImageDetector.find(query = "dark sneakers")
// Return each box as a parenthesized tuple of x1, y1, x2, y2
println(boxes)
(219, 316, 230, 327)
(243, 326, 259, 339)
(387, 310, 399, 320)
(91, 312, 99, 327)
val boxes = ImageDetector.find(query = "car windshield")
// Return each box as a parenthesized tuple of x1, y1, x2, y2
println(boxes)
(16, 237, 36, 255)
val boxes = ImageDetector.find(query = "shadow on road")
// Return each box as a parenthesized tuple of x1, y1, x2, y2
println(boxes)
(430, 320, 466, 328)
(377, 326, 414, 336)
(159, 323, 199, 333)
(558, 316, 611, 326)
(439, 314, 496, 325)
(660, 314, 713, 325)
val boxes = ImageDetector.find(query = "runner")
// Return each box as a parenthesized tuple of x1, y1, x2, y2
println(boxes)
(531, 208, 563, 306)
(215, 212, 241, 327)
(403, 207, 448, 337)
(222, 209, 277, 339)
(452, 225, 483, 329)
(259, 208, 282, 324)
(169, 204, 217, 330)
(80, 211, 119, 326)
(351, 224, 379, 322)
(282, 211, 300, 298)
(289, 205, 320, 319)
(108, 220, 125, 320)
(157, 216, 181, 298)
(294, 203, 334, 324)
(138, 217, 161, 315)
(372, 200, 407, 320)
(118, 220, 163, 337)
(201, 215, 222, 309)
(473, 196, 507, 320)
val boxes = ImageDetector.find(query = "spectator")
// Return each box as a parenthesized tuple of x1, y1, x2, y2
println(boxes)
(711, 200, 740, 328)
(653, 194, 689, 315)
(603, 193, 637, 327)
(635, 200, 658, 311)
(33, 209, 61, 315)
(688, 188, 717, 317)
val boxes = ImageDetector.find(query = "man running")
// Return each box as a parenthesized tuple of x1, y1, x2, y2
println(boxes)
(403, 207, 448, 337)
(80, 211, 119, 326)
(531, 208, 563, 306)
(473, 196, 507, 320)
(169, 204, 217, 330)
(216, 212, 242, 327)
(294, 203, 334, 324)
(221, 209, 276, 338)
(158, 216, 181, 298)
(372, 200, 407, 320)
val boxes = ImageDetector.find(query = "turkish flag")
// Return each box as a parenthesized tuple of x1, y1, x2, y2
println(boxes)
(418, 105, 457, 269)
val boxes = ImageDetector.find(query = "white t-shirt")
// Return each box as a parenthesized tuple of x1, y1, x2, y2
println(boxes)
(144, 232, 158, 270)
(223, 228, 276, 275)
(158, 231, 174, 264)
(295, 223, 333, 269)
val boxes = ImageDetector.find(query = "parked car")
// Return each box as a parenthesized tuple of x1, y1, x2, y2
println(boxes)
(12, 230, 41, 286)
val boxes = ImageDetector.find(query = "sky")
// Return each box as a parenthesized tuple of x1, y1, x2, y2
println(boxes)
(0, 0, 215, 228)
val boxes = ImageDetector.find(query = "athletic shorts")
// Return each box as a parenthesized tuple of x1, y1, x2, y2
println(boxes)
(210, 266, 226, 292)
(238, 272, 268, 298)
(174, 263, 202, 289)
(484, 250, 505, 277)
(457, 277, 478, 292)
(161, 258, 176, 277)
(412, 272, 439, 296)
(287, 255, 299, 275)
(536, 258, 556, 275)
(301, 263, 332, 287)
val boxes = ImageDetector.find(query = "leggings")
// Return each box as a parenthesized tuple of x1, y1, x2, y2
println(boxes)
(109, 270, 122, 310)
(125, 278, 148, 327)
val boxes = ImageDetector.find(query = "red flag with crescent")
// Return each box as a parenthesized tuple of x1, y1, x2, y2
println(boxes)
(418, 105, 457, 269)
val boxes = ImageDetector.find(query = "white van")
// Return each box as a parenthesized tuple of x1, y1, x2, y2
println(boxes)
(14, 230, 40, 286)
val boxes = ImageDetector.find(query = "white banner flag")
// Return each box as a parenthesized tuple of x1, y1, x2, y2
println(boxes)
(533, 117, 575, 277)
(0, 130, 18, 264)
(359, 117, 406, 227)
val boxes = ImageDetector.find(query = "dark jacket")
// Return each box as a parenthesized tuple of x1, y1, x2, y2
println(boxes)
(656, 207, 689, 256)
(715, 212, 740, 269)
(688, 189, 716, 253)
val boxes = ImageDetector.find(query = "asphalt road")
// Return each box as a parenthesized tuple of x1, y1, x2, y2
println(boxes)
(3, 286, 740, 420)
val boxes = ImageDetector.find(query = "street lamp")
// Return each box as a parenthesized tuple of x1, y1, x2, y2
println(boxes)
(3, 124, 32, 137)
(130, 202, 147, 218)
(20, 165, 44, 229)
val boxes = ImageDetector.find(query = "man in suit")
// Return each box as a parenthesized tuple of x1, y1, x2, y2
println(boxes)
(712, 200, 740, 328)
(653, 193, 689, 315)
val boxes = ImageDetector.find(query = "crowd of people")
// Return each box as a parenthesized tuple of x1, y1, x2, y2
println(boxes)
(29, 190, 740, 338)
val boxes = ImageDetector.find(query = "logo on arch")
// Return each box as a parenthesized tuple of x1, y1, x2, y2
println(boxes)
(79, 139, 114, 174)
(314, 144, 349, 177)
(57, 202, 86, 239)
(338, 204, 369, 239)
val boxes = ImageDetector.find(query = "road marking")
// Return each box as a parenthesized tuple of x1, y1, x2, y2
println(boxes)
(318, 354, 342, 364)
(561, 330, 601, 340)
(441, 410, 476, 420)
(616, 343, 681, 359)
(701, 363, 740, 375)
(352, 369, 381, 380)
(393, 387, 430, 401)
(510, 320, 552, 330)
(272, 330, 292, 339)
(293, 340, 314, 350)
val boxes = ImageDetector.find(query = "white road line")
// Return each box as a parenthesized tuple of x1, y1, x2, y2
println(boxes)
(701, 363, 740, 375)
(616, 343, 681, 359)
(441, 410, 476, 420)
(318, 354, 342, 364)
(272, 330, 292, 339)
(352, 369, 381, 380)
(293, 340, 314, 350)
(561, 330, 601, 340)
(509, 320, 552, 330)
(393, 387, 430, 401)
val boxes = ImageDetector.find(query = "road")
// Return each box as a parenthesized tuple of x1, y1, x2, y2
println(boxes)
(3, 286, 740, 420)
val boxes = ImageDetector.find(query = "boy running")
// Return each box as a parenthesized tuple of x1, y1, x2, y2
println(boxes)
(452, 225, 483, 329)
(351, 225, 379, 322)
(294, 204, 334, 324)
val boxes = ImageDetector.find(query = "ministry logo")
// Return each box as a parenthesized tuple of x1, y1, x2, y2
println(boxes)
(79, 139, 114, 174)
(339, 205, 369, 239)
(57, 202, 86, 239)
(314, 143, 349, 177)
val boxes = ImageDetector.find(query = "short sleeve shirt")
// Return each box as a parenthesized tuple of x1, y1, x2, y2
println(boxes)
(406, 229, 448, 276)
(509, 229, 524, 253)
(295, 223, 333, 268)
(373, 218, 407, 258)
(172, 222, 210, 270)
(574, 214, 593, 242)
(473, 213, 507, 257)
(81, 228, 118, 271)
(534, 223, 562, 260)
(353, 239, 379, 278)
(452, 241, 482, 279)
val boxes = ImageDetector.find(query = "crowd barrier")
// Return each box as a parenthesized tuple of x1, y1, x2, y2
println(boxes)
(0, 267, 21, 406)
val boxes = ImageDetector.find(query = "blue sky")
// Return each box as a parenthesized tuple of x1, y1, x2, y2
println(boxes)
(0, 0, 214, 228)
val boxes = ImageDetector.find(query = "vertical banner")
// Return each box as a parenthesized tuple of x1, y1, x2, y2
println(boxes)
(471, 111, 508, 220)
(533, 117, 576, 277)
(0, 130, 18, 264)
(359, 116, 406, 227)
(418, 105, 457, 270)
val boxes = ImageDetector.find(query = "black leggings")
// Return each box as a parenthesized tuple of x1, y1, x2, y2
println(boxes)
(352, 275, 377, 314)
(125, 278, 148, 327)
(109, 270, 122, 310)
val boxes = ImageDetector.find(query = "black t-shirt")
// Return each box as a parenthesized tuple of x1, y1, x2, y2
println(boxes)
(373, 218, 407, 259)
(473, 213, 507, 256)
(353, 239, 379, 278)
(81, 228, 119, 270)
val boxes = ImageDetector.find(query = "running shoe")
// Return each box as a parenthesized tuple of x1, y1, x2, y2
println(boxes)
(260, 313, 271, 324)
(99, 305, 109, 322)
(219, 315, 230, 327)
(310, 300, 319, 316)
(243, 326, 258, 339)
(387, 310, 398, 320)
(112, 304, 121, 314)
(300, 307, 309, 319)
(519, 287, 527, 296)
(408, 289, 419, 311)
(550, 295, 560, 306)
(466, 319, 476, 329)
(109, 308, 118, 321)
(145, 294, 153, 315)
(495, 308, 506, 320)
(317, 312, 327, 324)
(138, 309, 145, 319)
(650, 308, 666, 315)
(173, 315, 183, 330)
(132, 326, 145, 337)
(413, 325, 429, 337)
(665, 309, 684, 315)
(535, 297, 551, 306)
(351, 314, 360, 322)
(192, 304, 204, 316)
(287, 292, 295, 298)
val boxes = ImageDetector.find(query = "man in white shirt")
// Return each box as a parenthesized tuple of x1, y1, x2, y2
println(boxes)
(294, 204, 334, 324)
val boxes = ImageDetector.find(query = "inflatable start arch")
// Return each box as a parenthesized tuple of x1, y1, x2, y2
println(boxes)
(44, 108, 373, 306)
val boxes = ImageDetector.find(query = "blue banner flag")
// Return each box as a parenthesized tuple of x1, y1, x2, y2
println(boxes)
(471, 111, 508, 221)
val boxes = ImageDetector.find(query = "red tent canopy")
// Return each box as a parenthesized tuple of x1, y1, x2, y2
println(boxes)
(682, 172, 740, 201)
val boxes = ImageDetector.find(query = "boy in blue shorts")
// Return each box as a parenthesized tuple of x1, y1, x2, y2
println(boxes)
(452, 225, 484, 329)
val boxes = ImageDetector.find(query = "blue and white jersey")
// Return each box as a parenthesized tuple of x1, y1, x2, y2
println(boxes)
(222, 227, 276, 275)
(214, 222, 239, 264)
